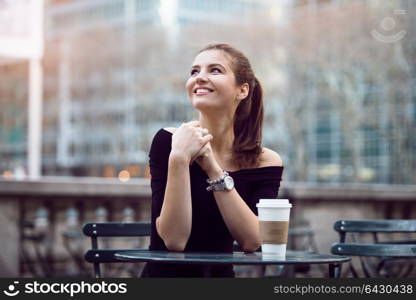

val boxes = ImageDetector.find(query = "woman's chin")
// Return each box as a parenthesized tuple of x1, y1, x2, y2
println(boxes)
(191, 99, 219, 111)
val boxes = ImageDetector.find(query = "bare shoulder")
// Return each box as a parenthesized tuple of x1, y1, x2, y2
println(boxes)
(163, 127, 176, 134)
(259, 147, 283, 167)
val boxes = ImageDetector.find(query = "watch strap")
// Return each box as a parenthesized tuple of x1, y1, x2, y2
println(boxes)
(206, 171, 233, 192)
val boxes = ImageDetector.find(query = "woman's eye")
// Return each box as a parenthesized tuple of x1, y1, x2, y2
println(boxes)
(211, 68, 221, 73)
(190, 69, 198, 76)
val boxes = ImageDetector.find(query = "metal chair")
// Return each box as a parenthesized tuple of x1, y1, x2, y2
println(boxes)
(331, 219, 416, 277)
(83, 222, 151, 278)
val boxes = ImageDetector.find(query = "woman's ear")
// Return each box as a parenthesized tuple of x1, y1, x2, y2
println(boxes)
(237, 83, 249, 101)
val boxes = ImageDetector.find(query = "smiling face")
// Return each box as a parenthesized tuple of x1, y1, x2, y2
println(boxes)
(186, 50, 248, 114)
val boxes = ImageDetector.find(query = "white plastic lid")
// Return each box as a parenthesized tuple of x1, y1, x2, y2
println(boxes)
(256, 199, 292, 208)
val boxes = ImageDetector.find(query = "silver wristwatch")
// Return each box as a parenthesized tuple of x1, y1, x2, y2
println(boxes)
(206, 171, 234, 192)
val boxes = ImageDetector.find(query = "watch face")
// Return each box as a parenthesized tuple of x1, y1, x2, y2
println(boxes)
(224, 176, 234, 190)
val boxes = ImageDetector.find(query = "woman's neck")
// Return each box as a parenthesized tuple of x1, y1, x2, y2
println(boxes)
(198, 113, 234, 156)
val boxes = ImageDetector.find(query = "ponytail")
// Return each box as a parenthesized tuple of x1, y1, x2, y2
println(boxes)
(233, 77, 263, 169)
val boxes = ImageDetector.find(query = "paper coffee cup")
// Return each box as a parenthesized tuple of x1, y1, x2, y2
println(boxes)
(256, 199, 292, 257)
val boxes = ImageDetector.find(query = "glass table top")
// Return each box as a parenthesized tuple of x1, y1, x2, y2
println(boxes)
(115, 249, 350, 265)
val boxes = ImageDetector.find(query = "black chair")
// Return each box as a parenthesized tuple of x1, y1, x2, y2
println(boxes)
(331, 219, 416, 277)
(83, 222, 151, 278)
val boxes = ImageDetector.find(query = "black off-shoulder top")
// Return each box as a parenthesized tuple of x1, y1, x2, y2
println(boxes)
(141, 128, 283, 277)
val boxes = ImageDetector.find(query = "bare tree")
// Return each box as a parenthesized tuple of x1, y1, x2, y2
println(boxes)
(279, 0, 415, 183)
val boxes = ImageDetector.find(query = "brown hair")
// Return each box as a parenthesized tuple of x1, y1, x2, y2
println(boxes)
(198, 43, 263, 169)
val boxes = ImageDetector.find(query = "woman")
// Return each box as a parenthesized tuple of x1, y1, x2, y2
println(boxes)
(141, 43, 283, 277)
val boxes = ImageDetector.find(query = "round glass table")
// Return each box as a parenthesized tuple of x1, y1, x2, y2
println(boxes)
(115, 249, 350, 278)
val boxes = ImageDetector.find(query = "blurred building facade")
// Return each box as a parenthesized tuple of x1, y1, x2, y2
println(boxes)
(0, 0, 415, 183)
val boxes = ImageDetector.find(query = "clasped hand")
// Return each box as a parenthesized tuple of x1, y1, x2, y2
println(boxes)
(170, 121, 219, 174)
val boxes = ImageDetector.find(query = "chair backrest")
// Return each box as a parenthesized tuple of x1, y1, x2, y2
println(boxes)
(334, 220, 416, 242)
(332, 219, 416, 254)
(332, 243, 416, 257)
(331, 219, 416, 277)
(83, 222, 151, 278)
